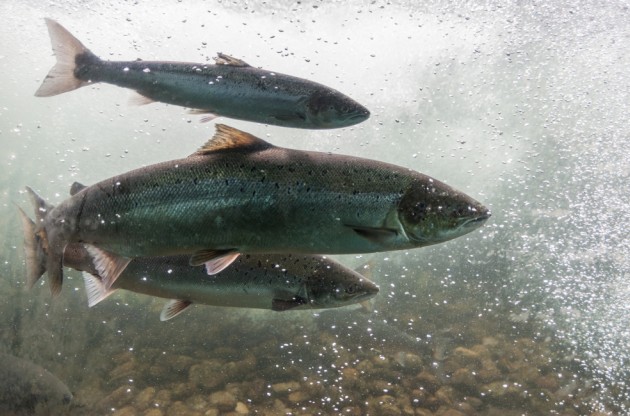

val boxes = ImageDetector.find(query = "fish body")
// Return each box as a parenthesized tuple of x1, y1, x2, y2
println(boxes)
(0, 352, 72, 416)
(35, 19, 370, 129)
(60, 244, 379, 319)
(23, 124, 490, 295)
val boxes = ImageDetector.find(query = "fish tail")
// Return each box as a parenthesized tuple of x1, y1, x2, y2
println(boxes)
(24, 186, 64, 296)
(35, 18, 98, 97)
(16, 207, 47, 289)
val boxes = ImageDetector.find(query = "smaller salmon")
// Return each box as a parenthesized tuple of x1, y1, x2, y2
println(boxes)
(77, 247, 377, 320)
(19, 208, 378, 319)
(35, 18, 370, 129)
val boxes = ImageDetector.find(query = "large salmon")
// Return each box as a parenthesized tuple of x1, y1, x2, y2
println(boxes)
(22, 124, 490, 295)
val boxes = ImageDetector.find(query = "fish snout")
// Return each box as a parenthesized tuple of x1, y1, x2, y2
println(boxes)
(461, 205, 492, 232)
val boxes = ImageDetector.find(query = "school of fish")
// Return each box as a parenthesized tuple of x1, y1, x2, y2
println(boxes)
(23, 20, 490, 316)
(7, 17, 493, 411)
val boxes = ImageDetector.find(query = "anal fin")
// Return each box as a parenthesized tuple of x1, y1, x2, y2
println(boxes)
(85, 245, 131, 289)
(82, 272, 116, 307)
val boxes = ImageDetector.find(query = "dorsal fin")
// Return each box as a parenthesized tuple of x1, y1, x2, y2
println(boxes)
(193, 124, 273, 156)
(70, 182, 87, 196)
(213, 52, 250, 67)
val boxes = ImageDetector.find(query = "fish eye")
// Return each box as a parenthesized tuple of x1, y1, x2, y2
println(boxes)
(452, 205, 469, 218)
(345, 284, 358, 295)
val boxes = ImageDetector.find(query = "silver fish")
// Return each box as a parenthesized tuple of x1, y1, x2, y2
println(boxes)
(22, 124, 490, 295)
(35, 18, 370, 129)
(0, 352, 72, 416)
(55, 243, 379, 320)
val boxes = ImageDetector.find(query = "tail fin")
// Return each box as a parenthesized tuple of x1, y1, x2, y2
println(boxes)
(16, 207, 47, 288)
(24, 186, 64, 296)
(35, 18, 96, 97)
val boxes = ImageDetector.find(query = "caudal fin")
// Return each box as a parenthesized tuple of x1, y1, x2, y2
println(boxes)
(24, 186, 64, 296)
(16, 207, 47, 289)
(35, 18, 96, 97)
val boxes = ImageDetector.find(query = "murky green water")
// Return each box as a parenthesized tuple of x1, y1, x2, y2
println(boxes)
(1, 1, 629, 415)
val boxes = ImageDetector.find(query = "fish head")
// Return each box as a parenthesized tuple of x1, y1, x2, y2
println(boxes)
(397, 177, 491, 246)
(305, 90, 370, 128)
(307, 263, 379, 309)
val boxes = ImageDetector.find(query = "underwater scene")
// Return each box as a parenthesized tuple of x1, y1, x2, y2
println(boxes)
(1, 0, 628, 415)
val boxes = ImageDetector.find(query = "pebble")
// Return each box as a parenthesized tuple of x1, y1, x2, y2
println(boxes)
(234, 401, 249, 414)
(434, 386, 456, 406)
(189, 360, 225, 389)
(287, 390, 310, 403)
(154, 389, 173, 408)
(186, 394, 208, 410)
(47, 285, 612, 416)
(208, 390, 237, 411)
(451, 368, 477, 390)
(367, 394, 401, 416)
(134, 387, 156, 410)
(416, 370, 441, 393)
(271, 381, 301, 394)
(112, 406, 137, 416)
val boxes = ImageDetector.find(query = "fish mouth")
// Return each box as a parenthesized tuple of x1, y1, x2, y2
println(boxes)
(463, 209, 492, 229)
(365, 282, 380, 297)
(348, 108, 371, 121)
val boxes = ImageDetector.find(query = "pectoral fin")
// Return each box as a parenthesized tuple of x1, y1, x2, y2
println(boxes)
(190, 249, 240, 275)
(84, 245, 131, 289)
(346, 225, 398, 243)
(160, 299, 193, 321)
(273, 112, 307, 123)
(272, 296, 308, 312)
